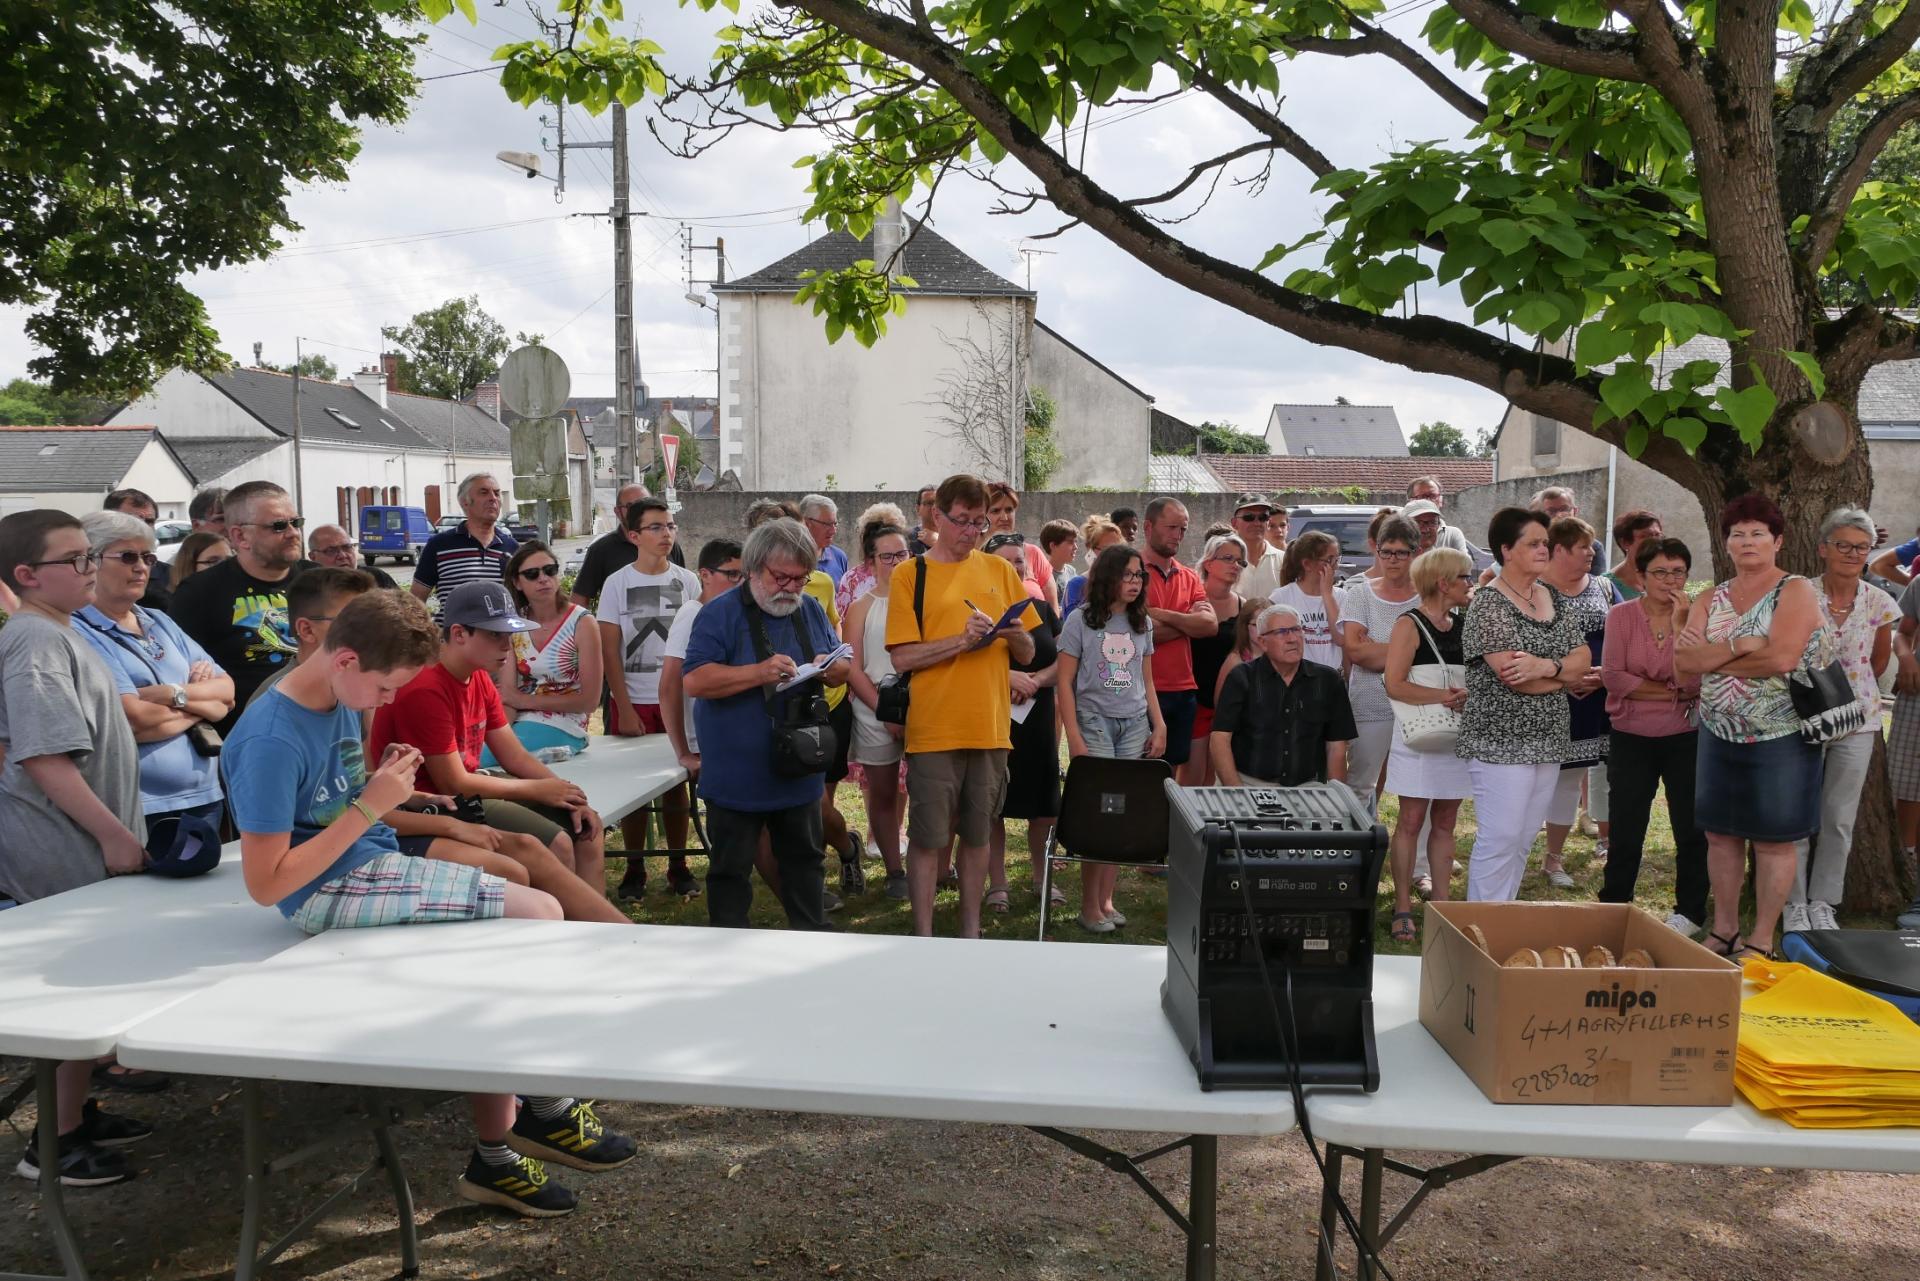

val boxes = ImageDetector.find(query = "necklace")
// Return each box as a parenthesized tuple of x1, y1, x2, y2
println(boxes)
(1496, 572, 1546, 618)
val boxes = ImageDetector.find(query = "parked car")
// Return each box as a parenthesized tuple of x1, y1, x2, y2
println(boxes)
(434, 514, 464, 533)
(152, 520, 194, 565)
(359, 505, 435, 565)
(435, 511, 541, 544)
(1287, 503, 1497, 580)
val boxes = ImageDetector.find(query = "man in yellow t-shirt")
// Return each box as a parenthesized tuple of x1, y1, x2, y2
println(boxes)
(886, 474, 1040, 938)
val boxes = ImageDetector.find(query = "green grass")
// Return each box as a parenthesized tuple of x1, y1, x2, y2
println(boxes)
(604, 776, 1689, 953)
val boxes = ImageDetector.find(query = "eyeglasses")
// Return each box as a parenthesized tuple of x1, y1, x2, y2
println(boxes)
(766, 568, 811, 591)
(196, 554, 229, 569)
(1826, 541, 1873, 557)
(1210, 556, 1246, 568)
(104, 550, 160, 568)
(1123, 570, 1150, 582)
(709, 567, 744, 581)
(639, 522, 677, 535)
(875, 550, 911, 565)
(31, 552, 98, 573)
(1646, 567, 1690, 580)
(1261, 626, 1305, 639)
(312, 542, 357, 557)
(518, 564, 562, 580)
(241, 517, 306, 533)
(1376, 548, 1412, 561)
(942, 511, 990, 532)
(806, 515, 838, 529)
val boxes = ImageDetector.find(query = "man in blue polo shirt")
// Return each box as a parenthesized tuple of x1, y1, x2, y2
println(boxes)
(412, 472, 516, 604)
(683, 517, 850, 929)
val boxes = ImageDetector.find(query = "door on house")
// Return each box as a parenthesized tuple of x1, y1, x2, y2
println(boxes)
(424, 485, 442, 525)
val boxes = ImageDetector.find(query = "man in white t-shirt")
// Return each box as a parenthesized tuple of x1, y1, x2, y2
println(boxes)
(595, 497, 703, 898)
(1231, 493, 1284, 601)
(660, 538, 744, 774)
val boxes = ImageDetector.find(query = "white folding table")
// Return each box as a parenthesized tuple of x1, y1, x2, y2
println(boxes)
(0, 862, 304, 1281)
(1302, 956, 1920, 1279)
(547, 732, 684, 826)
(120, 922, 1298, 1280)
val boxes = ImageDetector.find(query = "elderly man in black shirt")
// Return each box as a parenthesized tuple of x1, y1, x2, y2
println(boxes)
(1211, 602, 1356, 788)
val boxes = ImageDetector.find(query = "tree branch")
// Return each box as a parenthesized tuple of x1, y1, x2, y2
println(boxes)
(1181, 64, 1334, 178)
(786, 0, 1624, 439)
(1445, 0, 1645, 81)
(1802, 90, 1920, 268)
(1794, 0, 1920, 124)
(1283, 23, 1490, 126)
(1124, 142, 1287, 210)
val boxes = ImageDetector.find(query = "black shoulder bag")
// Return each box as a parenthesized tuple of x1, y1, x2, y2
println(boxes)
(744, 595, 838, 777)
(874, 554, 924, 726)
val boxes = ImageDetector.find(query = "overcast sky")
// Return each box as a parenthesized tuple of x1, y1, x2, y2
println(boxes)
(1, 3, 1507, 443)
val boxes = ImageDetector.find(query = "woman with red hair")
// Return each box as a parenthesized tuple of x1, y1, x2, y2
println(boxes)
(1677, 494, 1836, 959)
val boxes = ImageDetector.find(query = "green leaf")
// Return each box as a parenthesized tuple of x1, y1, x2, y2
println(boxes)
(1509, 295, 1562, 333)
(1624, 422, 1649, 456)
(1574, 323, 1633, 368)
(1781, 351, 1827, 399)
(1715, 384, 1778, 448)
(1478, 218, 1531, 256)
(1638, 301, 1702, 345)
(1426, 205, 1481, 234)
(1662, 416, 1709, 452)
(1599, 365, 1655, 422)
(1405, 176, 1458, 215)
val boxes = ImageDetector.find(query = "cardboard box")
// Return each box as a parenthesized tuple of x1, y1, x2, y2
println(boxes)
(1420, 902, 1740, 1106)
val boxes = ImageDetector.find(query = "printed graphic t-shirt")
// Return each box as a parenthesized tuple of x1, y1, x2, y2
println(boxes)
(168, 556, 311, 733)
(226, 688, 398, 918)
(596, 561, 702, 706)
(1057, 606, 1154, 720)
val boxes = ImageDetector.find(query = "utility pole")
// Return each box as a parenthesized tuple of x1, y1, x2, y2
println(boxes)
(612, 101, 637, 487)
(291, 336, 306, 517)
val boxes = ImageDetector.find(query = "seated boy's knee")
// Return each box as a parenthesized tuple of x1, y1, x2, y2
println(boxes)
(493, 857, 532, 887)
(548, 831, 576, 869)
(503, 883, 564, 921)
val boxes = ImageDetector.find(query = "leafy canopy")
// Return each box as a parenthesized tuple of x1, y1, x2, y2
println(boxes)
(464, 0, 1920, 486)
(1408, 421, 1472, 457)
(3, 0, 444, 393)
(380, 295, 521, 402)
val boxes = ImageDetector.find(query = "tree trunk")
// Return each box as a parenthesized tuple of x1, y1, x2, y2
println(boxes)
(1845, 738, 1915, 917)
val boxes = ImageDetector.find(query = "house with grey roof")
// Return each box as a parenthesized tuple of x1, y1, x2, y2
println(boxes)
(1263, 403, 1408, 456)
(0, 424, 197, 520)
(708, 202, 1151, 489)
(106, 364, 515, 533)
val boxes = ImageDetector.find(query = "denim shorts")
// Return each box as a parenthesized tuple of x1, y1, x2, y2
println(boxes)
(1079, 710, 1151, 759)
(1695, 729, 1823, 843)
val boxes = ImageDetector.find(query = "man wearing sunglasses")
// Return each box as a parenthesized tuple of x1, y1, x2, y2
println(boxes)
(170, 480, 315, 734)
(307, 524, 398, 590)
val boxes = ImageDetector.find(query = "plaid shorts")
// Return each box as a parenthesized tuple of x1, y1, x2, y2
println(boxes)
(1891, 694, 1920, 803)
(291, 851, 507, 935)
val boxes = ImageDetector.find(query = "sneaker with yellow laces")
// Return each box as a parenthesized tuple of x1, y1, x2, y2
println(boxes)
(457, 1149, 578, 1218)
(508, 1099, 637, 1172)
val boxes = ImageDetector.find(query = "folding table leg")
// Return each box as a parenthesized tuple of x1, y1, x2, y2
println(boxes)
(1313, 1145, 1346, 1281)
(0, 1059, 91, 1281)
(1357, 1147, 1385, 1281)
(371, 1122, 420, 1279)
(234, 1081, 268, 1281)
(1185, 1134, 1217, 1281)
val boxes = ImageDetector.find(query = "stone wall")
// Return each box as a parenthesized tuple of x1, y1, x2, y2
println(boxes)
(1448, 466, 1714, 564)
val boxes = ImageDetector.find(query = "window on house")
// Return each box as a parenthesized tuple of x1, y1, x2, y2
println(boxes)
(1530, 413, 1560, 462)
(37, 444, 57, 456)
(326, 408, 360, 429)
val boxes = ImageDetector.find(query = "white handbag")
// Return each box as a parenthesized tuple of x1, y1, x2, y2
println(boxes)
(1389, 612, 1464, 752)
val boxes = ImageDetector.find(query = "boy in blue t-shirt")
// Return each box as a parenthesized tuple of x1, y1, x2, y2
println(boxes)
(224, 589, 635, 1218)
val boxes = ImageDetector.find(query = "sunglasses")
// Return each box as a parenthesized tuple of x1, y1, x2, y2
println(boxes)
(518, 564, 562, 580)
(104, 550, 160, 568)
(241, 517, 306, 534)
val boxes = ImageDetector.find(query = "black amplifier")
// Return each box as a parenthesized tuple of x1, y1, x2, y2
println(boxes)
(1161, 783, 1387, 1091)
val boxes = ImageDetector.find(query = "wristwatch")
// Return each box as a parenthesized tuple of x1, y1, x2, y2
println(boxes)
(169, 683, 188, 710)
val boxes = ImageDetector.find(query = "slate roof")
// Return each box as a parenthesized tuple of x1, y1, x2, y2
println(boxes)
(209, 368, 441, 452)
(714, 219, 1032, 298)
(1266, 404, 1408, 456)
(1200, 455, 1492, 496)
(388, 390, 512, 455)
(0, 425, 164, 492)
(167, 436, 284, 485)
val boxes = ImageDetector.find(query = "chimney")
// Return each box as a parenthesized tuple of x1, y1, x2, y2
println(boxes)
(351, 366, 388, 409)
(380, 351, 401, 391)
(872, 197, 906, 279)
(474, 381, 501, 421)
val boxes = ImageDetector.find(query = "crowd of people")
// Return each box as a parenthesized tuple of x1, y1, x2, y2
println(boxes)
(3, 467, 1919, 1206)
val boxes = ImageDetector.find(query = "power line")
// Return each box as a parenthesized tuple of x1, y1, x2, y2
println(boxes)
(268, 216, 573, 258)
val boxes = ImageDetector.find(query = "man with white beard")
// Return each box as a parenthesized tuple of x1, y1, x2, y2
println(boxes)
(683, 518, 851, 928)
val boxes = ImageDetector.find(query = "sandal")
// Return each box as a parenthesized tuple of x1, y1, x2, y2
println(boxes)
(1048, 885, 1066, 908)
(1390, 911, 1417, 944)
(91, 1063, 171, 1093)
(984, 887, 1010, 914)
(1705, 930, 1749, 958)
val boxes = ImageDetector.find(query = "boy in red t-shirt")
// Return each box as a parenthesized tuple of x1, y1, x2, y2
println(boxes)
(370, 581, 610, 897)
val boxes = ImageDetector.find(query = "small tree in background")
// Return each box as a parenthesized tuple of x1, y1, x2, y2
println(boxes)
(380, 295, 513, 402)
(1408, 420, 1471, 456)
(259, 353, 339, 382)
(1023, 387, 1062, 489)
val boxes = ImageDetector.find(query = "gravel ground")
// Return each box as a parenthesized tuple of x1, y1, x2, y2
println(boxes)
(4, 1068, 1914, 1280)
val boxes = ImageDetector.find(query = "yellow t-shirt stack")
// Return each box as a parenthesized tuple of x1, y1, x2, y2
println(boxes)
(884, 551, 1036, 754)
(1735, 957, 1920, 1128)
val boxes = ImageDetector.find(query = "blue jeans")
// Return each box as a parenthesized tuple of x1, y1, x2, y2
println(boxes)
(1079, 709, 1151, 759)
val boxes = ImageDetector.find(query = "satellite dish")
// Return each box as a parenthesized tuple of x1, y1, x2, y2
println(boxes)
(497, 345, 570, 419)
